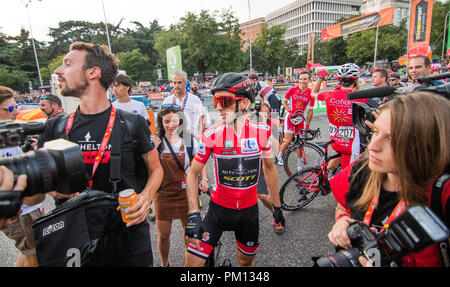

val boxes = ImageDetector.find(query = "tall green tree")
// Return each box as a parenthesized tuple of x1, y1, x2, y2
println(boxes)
(251, 25, 288, 74)
(117, 49, 151, 82)
(154, 9, 244, 79)
(430, 0, 450, 58)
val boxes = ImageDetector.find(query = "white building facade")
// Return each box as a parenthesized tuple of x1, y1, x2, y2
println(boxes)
(265, 0, 363, 51)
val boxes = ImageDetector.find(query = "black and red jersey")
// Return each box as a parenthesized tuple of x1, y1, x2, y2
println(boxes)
(194, 118, 272, 210)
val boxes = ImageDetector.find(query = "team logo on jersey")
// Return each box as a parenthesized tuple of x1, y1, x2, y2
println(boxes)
(330, 108, 350, 124)
(198, 142, 206, 155)
(82, 132, 95, 143)
(241, 138, 259, 154)
(224, 140, 234, 149)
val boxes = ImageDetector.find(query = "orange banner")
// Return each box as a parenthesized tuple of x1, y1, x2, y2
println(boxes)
(408, 0, 433, 58)
(321, 6, 394, 41)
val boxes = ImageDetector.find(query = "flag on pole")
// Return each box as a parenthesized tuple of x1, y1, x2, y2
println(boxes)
(166, 45, 182, 80)
(408, 0, 433, 58)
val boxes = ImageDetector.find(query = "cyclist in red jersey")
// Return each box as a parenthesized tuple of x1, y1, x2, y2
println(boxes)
(184, 73, 285, 267)
(277, 71, 315, 165)
(314, 63, 368, 170)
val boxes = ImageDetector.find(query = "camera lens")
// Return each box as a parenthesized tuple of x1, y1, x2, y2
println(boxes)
(314, 248, 363, 267)
(0, 139, 89, 196)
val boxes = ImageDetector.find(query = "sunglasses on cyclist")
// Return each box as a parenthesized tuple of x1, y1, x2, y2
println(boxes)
(213, 95, 245, 108)
(161, 104, 181, 110)
(1, 105, 19, 113)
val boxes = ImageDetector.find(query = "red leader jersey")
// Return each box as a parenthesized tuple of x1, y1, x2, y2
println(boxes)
(194, 118, 272, 210)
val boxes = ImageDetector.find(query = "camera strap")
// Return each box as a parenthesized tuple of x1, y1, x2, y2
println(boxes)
(66, 106, 117, 189)
(430, 174, 450, 267)
(363, 193, 406, 232)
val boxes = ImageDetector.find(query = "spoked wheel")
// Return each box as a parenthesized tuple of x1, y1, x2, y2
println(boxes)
(279, 167, 322, 211)
(283, 142, 325, 178)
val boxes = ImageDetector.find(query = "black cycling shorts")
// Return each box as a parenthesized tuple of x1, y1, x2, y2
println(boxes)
(187, 201, 260, 259)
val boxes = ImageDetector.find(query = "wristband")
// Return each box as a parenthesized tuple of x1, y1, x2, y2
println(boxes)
(336, 213, 350, 221)
(188, 209, 201, 216)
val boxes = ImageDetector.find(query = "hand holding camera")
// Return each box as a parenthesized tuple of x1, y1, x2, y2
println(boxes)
(315, 205, 449, 267)
(0, 165, 27, 227)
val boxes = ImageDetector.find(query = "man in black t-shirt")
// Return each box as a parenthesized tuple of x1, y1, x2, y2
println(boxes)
(40, 41, 164, 266)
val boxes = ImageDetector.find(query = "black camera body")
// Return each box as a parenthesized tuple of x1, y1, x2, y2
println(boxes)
(0, 120, 89, 219)
(314, 204, 449, 267)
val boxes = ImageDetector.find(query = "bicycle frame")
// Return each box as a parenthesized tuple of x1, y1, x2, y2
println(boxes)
(296, 143, 341, 194)
(290, 129, 321, 164)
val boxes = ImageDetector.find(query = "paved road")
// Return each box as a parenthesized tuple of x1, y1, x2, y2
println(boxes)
(0, 109, 337, 267)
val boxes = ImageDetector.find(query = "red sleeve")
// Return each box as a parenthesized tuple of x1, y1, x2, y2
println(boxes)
(329, 161, 358, 212)
(317, 91, 331, 102)
(285, 87, 294, 100)
(194, 132, 213, 165)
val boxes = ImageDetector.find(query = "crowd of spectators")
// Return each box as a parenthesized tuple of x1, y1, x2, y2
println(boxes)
(14, 92, 42, 104)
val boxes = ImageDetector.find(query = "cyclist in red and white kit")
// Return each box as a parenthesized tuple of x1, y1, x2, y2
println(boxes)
(184, 73, 285, 267)
(314, 63, 368, 170)
(277, 71, 315, 165)
(248, 73, 281, 115)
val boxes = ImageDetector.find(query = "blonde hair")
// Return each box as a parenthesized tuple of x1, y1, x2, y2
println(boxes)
(354, 92, 450, 209)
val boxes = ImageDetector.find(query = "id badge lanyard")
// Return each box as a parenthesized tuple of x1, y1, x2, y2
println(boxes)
(66, 106, 117, 188)
(363, 191, 406, 232)
(173, 94, 188, 111)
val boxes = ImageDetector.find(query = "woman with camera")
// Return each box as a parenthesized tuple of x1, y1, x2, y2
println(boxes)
(328, 91, 450, 267)
(152, 105, 208, 267)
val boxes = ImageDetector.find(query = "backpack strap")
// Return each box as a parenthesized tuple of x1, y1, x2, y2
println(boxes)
(430, 174, 450, 267)
(186, 135, 194, 164)
(430, 174, 450, 224)
(109, 115, 122, 195)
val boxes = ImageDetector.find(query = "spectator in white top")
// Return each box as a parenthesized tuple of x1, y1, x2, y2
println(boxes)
(112, 74, 150, 126)
(162, 71, 205, 140)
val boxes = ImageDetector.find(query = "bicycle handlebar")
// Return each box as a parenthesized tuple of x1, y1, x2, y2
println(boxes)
(299, 128, 321, 141)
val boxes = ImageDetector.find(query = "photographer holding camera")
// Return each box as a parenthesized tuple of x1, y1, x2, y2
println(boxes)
(38, 42, 164, 266)
(0, 166, 27, 230)
(0, 86, 46, 267)
(328, 91, 450, 267)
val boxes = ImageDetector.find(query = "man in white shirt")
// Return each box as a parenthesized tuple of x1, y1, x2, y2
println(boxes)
(162, 71, 206, 140)
(112, 74, 150, 126)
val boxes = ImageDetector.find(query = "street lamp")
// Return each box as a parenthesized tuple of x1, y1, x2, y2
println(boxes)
(441, 10, 450, 60)
(248, 0, 253, 73)
(101, 0, 112, 52)
(21, 0, 43, 89)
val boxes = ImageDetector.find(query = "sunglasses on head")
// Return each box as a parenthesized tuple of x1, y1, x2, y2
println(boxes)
(213, 95, 245, 108)
(161, 104, 181, 110)
(1, 105, 18, 113)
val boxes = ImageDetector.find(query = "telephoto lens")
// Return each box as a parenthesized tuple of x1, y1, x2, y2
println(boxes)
(0, 139, 89, 196)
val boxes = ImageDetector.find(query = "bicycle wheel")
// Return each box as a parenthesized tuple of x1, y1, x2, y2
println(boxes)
(283, 142, 325, 177)
(279, 167, 321, 211)
(205, 241, 222, 267)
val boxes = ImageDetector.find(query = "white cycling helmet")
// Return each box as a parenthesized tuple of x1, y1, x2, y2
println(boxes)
(337, 63, 360, 79)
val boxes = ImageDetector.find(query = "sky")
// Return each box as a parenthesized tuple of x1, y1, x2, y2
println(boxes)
(1, 0, 295, 42)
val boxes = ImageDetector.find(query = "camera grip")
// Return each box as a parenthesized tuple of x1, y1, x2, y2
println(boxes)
(0, 190, 23, 218)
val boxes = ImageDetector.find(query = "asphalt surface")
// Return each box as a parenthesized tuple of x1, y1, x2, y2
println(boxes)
(0, 107, 336, 267)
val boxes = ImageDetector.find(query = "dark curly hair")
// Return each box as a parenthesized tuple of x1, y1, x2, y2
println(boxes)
(155, 106, 188, 139)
